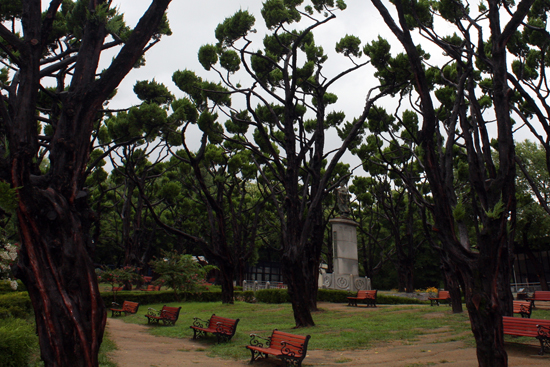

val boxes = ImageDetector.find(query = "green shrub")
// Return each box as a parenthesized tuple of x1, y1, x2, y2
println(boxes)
(0, 292, 32, 319)
(235, 290, 255, 303)
(377, 293, 427, 305)
(317, 289, 349, 302)
(255, 289, 290, 303)
(0, 280, 26, 294)
(0, 318, 38, 367)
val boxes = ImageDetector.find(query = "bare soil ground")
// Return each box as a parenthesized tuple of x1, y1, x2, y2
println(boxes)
(106, 303, 550, 367)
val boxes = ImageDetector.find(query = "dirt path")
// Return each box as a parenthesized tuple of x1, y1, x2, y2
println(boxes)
(106, 306, 550, 367)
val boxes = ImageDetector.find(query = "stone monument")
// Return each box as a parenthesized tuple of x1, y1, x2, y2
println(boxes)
(321, 185, 371, 291)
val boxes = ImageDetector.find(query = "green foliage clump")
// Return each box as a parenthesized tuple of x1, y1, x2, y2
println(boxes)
(255, 289, 291, 303)
(0, 318, 38, 367)
(0, 280, 25, 294)
(0, 292, 32, 319)
(149, 250, 217, 301)
(317, 288, 349, 302)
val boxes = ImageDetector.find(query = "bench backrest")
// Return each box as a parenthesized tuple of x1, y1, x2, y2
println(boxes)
(356, 290, 377, 298)
(160, 306, 182, 322)
(269, 330, 311, 357)
(438, 291, 450, 299)
(146, 285, 161, 291)
(208, 314, 239, 335)
(122, 301, 139, 314)
(502, 316, 550, 337)
(533, 291, 550, 300)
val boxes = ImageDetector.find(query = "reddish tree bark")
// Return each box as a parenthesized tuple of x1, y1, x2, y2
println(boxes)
(2, 1, 172, 365)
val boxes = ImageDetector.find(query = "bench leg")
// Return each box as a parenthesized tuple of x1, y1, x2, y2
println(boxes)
(278, 355, 303, 367)
(248, 348, 268, 364)
(538, 332, 550, 355)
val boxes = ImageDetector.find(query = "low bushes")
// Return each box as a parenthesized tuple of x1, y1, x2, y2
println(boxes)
(0, 280, 26, 294)
(0, 318, 38, 367)
(255, 289, 290, 303)
(101, 289, 256, 306)
(0, 292, 33, 319)
(252, 288, 429, 305)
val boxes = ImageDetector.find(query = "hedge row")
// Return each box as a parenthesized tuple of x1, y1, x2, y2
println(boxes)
(0, 318, 38, 367)
(101, 290, 256, 305)
(0, 292, 33, 319)
(0, 280, 26, 295)
(253, 288, 429, 305)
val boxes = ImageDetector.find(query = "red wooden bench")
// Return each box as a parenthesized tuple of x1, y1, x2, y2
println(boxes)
(190, 314, 240, 343)
(145, 305, 181, 326)
(502, 316, 550, 355)
(428, 290, 451, 306)
(110, 300, 140, 317)
(246, 329, 311, 367)
(347, 290, 377, 307)
(513, 300, 532, 318)
(526, 291, 550, 308)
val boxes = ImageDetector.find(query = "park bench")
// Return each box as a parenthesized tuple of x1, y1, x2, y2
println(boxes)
(502, 316, 550, 355)
(512, 300, 532, 318)
(109, 300, 140, 317)
(145, 305, 181, 326)
(246, 329, 311, 367)
(347, 290, 377, 307)
(428, 290, 451, 306)
(190, 314, 240, 343)
(526, 291, 550, 308)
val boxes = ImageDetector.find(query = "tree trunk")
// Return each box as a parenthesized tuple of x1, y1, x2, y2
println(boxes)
(218, 261, 235, 304)
(283, 254, 316, 327)
(15, 189, 106, 367)
(464, 279, 508, 366)
(440, 255, 463, 313)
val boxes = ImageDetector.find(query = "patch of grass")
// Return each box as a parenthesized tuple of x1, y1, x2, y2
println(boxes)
(98, 332, 118, 367)
(335, 357, 353, 363)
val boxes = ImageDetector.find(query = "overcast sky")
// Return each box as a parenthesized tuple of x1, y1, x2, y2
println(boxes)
(103, 1, 401, 173)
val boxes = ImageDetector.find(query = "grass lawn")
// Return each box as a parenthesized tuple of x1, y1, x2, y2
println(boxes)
(111, 301, 517, 361)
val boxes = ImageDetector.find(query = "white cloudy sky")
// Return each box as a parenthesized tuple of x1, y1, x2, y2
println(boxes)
(104, 0, 400, 172)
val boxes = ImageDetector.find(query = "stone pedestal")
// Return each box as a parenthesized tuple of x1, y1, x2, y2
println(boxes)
(331, 217, 359, 275)
(321, 217, 370, 292)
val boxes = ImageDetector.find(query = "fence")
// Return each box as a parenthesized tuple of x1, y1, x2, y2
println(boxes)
(242, 280, 287, 291)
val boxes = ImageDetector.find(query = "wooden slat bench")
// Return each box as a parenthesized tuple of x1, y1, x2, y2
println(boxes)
(526, 291, 550, 308)
(190, 314, 240, 343)
(110, 300, 139, 317)
(513, 300, 532, 318)
(145, 305, 181, 326)
(246, 329, 311, 367)
(428, 290, 451, 306)
(347, 290, 377, 307)
(502, 316, 550, 355)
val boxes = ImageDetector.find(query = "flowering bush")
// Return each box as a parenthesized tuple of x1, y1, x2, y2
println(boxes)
(98, 266, 141, 291)
(417, 286, 439, 297)
(0, 243, 19, 290)
(149, 250, 217, 301)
